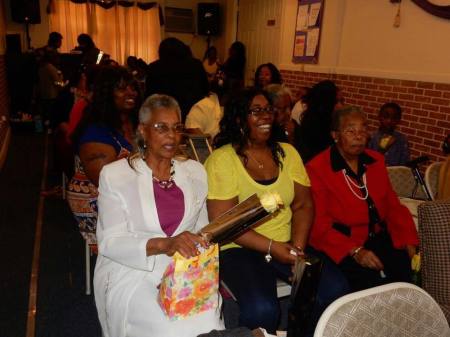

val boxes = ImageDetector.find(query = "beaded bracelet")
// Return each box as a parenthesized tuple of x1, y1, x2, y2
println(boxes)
(351, 246, 364, 258)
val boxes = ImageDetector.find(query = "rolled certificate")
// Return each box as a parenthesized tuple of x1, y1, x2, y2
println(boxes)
(199, 192, 283, 244)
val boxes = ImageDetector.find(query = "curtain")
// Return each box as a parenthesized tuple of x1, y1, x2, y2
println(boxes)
(49, 0, 161, 64)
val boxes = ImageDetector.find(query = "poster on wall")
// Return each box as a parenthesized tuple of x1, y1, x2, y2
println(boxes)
(292, 0, 324, 64)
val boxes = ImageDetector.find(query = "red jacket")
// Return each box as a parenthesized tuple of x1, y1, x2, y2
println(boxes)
(306, 147, 419, 263)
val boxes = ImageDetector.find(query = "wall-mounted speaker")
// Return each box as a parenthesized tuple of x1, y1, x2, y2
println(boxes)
(10, 0, 41, 24)
(197, 3, 220, 36)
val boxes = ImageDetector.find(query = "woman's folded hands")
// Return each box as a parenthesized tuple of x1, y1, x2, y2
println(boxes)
(146, 232, 208, 258)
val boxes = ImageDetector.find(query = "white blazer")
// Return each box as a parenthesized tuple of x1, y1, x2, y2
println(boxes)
(94, 158, 223, 337)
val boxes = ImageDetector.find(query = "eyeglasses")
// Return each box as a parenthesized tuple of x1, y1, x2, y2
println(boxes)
(151, 123, 185, 134)
(249, 106, 275, 117)
(341, 127, 369, 138)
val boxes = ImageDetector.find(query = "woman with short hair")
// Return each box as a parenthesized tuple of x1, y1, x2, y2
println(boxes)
(94, 94, 224, 337)
(306, 106, 419, 291)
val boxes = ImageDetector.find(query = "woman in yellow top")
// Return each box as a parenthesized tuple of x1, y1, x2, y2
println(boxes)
(205, 88, 349, 334)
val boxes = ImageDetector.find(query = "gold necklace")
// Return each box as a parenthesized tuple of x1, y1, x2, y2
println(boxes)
(246, 151, 264, 169)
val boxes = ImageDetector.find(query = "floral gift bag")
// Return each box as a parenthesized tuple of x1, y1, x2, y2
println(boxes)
(158, 244, 220, 320)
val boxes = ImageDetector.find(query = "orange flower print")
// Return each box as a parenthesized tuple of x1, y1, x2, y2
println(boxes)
(162, 298, 171, 311)
(174, 298, 196, 316)
(194, 280, 214, 298)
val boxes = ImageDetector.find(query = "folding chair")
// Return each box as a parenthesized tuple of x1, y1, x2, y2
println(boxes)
(183, 133, 213, 163)
(314, 282, 450, 337)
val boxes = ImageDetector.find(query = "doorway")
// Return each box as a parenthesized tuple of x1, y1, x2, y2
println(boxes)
(237, 0, 283, 85)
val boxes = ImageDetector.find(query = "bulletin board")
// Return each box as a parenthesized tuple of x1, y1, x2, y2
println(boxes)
(292, 0, 325, 64)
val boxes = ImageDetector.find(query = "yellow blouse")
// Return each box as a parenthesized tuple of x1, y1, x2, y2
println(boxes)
(205, 142, 310, 250)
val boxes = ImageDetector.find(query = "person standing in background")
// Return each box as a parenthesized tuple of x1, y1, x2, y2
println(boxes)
(35, 32, 63, 66)
(74, 33, 101, 66)
(219, 41, 246, 105)
(37, 52, 64, 131)
(146, 38, 209, 121)
(297, 80, 340, 164)
(203, 46, 221, 83)
(254, 63, 282, 89)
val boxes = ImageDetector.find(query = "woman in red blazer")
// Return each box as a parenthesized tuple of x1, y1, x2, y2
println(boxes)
(306, 106, 418, 291)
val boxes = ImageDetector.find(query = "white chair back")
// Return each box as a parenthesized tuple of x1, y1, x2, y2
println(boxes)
(314, 282, 450, 337)
(425, 162, 443, 200)
(387, 166, 427, 199)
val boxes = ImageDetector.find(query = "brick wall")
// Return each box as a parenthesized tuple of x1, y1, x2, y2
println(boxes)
(281, 70, 450, 163)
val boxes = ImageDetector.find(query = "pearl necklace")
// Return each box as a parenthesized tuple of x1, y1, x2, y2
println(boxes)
(152, 160, 175, 189)
(342, 170, 369, 200)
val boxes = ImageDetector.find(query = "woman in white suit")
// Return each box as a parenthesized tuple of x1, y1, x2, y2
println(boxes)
(94, 94, 224, 337)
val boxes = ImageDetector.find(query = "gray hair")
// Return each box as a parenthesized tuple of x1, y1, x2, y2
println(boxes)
(264, 84, 293, 104)
(331, 105, 366, 131)
(128, 94, 182, 168)
(139, 94, 181, 124)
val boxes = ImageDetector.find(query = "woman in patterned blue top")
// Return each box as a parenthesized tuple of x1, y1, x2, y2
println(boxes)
(67, 66, 141, 244)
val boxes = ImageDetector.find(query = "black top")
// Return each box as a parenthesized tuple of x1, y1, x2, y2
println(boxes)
(254, 177, 278, 186)
(145, 57, 209, 121)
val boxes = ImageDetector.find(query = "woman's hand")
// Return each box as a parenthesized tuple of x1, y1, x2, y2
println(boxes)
(353, 248, 384, 271)
(405, 245, 417, 259)
(271, 241, 298, 265)
(159, 231, 208, 258)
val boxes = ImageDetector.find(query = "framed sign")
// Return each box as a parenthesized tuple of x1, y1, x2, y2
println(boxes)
(292, 0, 325, 64)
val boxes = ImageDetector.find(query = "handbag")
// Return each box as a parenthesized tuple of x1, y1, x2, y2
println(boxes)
(158, 244, 220, 320)
(287, 255, 323, 337)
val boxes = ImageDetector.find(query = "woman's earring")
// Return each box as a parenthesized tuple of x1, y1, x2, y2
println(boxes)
(141, 140, 147, 159)
(240, 127, 244, 135)
(334, 139, 338, 143)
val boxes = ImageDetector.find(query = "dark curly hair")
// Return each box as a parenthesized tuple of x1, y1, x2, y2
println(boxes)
(254, 63, 283, 89)
(214, 87, 285, 168)
(72, 65, 141, 144)
(297, 80, 338, 163)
